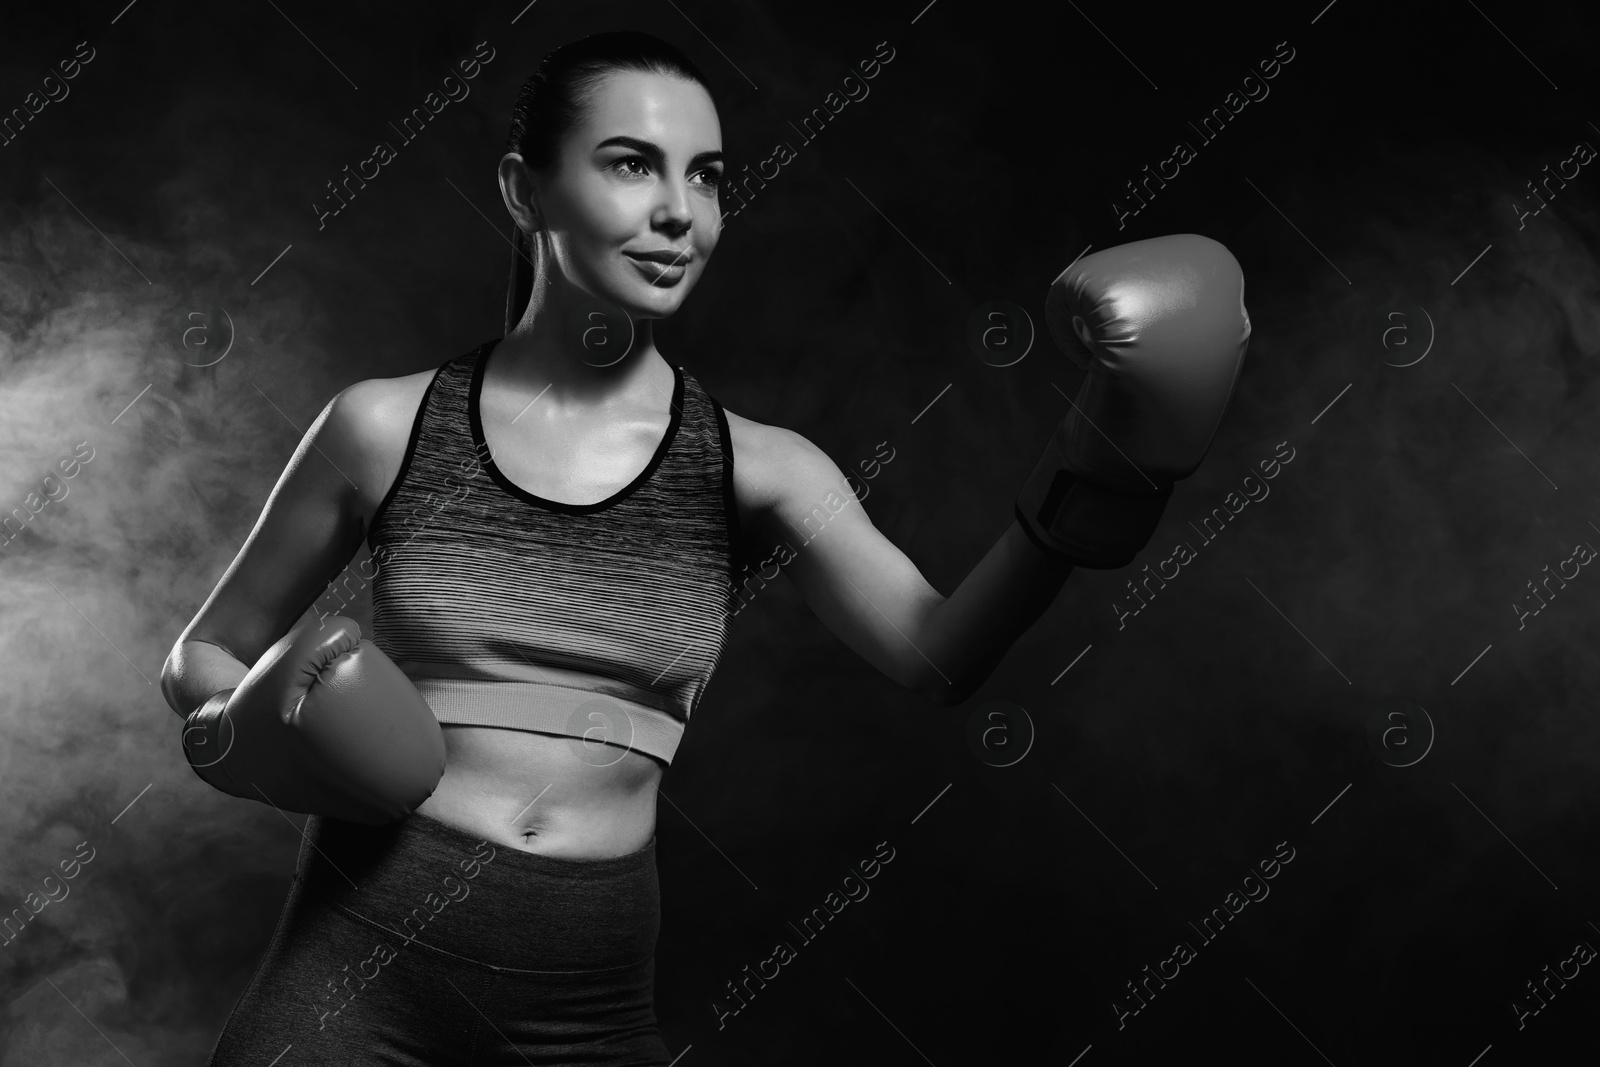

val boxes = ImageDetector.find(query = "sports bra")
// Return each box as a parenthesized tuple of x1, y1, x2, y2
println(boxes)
(364, 338, 742, 766)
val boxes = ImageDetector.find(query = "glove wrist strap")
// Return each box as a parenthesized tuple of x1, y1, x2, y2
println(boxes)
(1016, 454, 1172, 570)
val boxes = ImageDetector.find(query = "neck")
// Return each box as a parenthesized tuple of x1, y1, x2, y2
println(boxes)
(495, 271, 667, 409)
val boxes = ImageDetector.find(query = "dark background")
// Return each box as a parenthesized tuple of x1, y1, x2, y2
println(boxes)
(2, 0, 1598, 1064)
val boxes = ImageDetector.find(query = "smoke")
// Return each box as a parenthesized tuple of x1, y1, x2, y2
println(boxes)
(0, 8, 465, 1058)
(1, 1, 1597, 1063)
(0, 146, 347, 1063)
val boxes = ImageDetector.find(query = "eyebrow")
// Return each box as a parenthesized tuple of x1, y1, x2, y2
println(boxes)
(594, 135, 723, 170)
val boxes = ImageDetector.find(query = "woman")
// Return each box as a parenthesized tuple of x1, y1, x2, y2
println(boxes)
(161, 28, 1247, 1067)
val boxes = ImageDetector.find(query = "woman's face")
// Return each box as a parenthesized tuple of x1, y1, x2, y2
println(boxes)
(528, 69, 723, 320)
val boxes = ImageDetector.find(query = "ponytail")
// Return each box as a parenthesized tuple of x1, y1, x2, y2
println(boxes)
(505, 225, 534, 336)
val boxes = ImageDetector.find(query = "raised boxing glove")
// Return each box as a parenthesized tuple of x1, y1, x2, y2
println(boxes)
(1015, 233, 1251, 568)
(182, 616, 446, 825)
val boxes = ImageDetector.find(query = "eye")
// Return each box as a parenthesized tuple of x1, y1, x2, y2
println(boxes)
(610, 155, 650, 178)
(693, 168, 724, 189)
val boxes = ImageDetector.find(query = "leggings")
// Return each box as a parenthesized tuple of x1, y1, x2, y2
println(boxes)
(206, 810, 673, 1067)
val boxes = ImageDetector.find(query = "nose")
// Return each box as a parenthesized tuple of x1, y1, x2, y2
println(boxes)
(651, 175, 694, 237)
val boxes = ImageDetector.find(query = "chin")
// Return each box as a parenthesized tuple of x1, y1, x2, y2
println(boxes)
(619, 280, 693, 320)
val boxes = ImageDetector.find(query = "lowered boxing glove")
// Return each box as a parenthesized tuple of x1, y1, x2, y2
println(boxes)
(182, 616, 446, 825)
(1015, 233, 1251, 567)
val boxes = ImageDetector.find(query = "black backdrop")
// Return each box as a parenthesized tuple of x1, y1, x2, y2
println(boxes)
(1, 1, 1597, 1064)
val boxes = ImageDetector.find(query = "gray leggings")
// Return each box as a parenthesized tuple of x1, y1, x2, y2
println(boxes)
(205, 811, 672, 1066)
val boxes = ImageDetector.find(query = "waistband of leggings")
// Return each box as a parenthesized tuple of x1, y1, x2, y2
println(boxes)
(291, 811, 661, 973)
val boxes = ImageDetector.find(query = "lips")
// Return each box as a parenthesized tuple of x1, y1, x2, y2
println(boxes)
(624, 249, 693, 266)
(624, 250, 690, 287)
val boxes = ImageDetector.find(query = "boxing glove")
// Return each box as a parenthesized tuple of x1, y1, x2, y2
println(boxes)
(181, 616, 446, 825)
(1015, 233, 1251, 568)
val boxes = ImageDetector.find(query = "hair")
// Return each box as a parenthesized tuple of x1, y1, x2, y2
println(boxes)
(503, 31, 711, 335)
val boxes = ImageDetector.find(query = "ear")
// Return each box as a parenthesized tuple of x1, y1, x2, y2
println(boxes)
(497, 153, 543, 236)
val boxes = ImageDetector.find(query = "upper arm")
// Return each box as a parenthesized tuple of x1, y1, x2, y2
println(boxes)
(166, 380, 394, 672)
(734, 419, 947, 699)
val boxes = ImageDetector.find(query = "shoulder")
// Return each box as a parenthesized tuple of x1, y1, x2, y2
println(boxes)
(719, 404, 847, 518)
(333, 368, 437, 437)
(322, 366, 441, 523)
(324, 368, 436, 462)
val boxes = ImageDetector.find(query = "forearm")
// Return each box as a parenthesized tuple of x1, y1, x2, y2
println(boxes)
(917, 518, 1075, 705)
(160, 638, 251, 717)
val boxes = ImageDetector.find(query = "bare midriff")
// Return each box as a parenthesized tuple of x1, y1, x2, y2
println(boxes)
(414, 722, 665, 860)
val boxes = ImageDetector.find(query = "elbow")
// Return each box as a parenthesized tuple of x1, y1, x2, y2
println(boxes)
(159, 651, 183, 717)
(160, 635, 251, 718)
(159, 641, 203, 718)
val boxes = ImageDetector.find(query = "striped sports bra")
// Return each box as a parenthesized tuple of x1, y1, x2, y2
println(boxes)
(365, 338, 741, 766)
